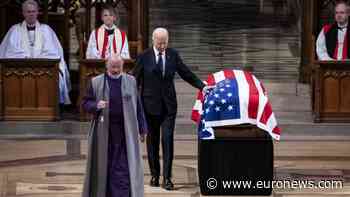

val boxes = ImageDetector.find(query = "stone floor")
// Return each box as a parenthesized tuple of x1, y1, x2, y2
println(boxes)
(0, 80, 350, 196)
(0, 134, 350, 197)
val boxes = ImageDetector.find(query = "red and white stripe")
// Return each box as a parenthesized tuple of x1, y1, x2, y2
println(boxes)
(191, 69, 281, 140)
(95, 25, 126, 59)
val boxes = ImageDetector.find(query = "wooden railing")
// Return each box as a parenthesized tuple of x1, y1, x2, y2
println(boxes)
(0, 59, 60, 121)
(311, 61, 350, 122)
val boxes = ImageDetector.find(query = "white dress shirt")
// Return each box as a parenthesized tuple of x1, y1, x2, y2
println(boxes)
(153, 47, 166, 76)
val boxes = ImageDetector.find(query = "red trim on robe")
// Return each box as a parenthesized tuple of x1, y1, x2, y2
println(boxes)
(343, 33, 348, 60)
(333, 42, 339, 59)
(323, 24, 332, 34)
(121, 31, 126, 50)
(323, 24, 349, 60)
(101, 30, 109, 58)
(112, 31, 126, 55)
(113, 36, 117, 53)
(95, 29, 99, 50)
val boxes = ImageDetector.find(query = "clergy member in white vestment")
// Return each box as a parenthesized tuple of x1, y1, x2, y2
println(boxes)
(86, 5, 130, 59)
(316, 1, 350, 61)
(0, 0, 71, 104)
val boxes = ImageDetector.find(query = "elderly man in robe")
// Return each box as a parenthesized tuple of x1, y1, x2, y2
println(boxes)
(81, 55, 147, 197)
(316, 1, 350, 60)
(0, 0, 71, 104)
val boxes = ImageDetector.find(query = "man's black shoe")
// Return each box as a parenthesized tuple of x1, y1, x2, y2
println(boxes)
(150, 176, 159, 187)
(162, 178, 174, 190)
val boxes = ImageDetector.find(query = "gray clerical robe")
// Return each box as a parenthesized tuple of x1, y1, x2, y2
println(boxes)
(82, 73, 147, 197)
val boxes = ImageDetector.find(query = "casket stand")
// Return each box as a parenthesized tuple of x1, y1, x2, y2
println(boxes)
(198, 124, 273, 195)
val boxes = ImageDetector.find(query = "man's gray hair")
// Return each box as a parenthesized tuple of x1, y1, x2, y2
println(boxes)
(152, 27, 169, 41)
(22, 0, 39, 11)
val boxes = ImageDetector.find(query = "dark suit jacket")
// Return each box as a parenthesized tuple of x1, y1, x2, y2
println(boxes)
(133, 48, 205, 115)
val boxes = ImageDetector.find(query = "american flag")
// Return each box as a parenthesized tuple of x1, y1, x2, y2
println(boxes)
(192, 69, 281, 140)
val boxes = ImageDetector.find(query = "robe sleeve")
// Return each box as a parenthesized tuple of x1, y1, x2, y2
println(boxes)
(40, 25, 71, 104)
(0, 25, 29, 58)
(121, 35, 131, 59)
(316, 28, 334, 61)
(40, 25, 70, 73)
(86, 30, 101, 59)
(82, 81, 98, 114)
(39, 26, 61, 59)
(137, 94, 148, 135)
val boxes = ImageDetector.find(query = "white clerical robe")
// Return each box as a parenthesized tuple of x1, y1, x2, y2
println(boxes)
(86, 24, 130, 59)
(0, 21, 71, 104)
(316, 23, 348, 61)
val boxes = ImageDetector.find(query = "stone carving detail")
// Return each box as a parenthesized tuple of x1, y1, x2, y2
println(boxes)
(5, 68, 53, 77)
(324, 70, 350, 78)
(85, 68, 105, 77)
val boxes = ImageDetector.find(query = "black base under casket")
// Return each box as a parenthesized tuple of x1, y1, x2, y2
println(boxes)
(198, 127, 274, 196)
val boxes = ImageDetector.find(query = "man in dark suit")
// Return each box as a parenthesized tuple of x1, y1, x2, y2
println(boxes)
(133, 27, 205, 190)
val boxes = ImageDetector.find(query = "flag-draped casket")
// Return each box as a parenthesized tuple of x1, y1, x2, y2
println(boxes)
(192, 69, 281, 140)
(192, 69, 280, 195)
